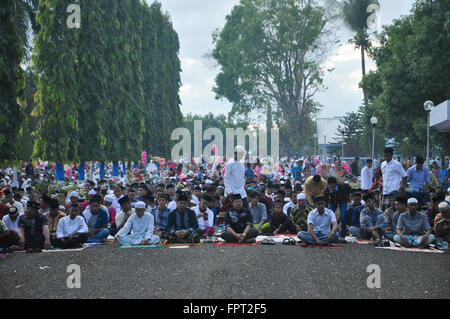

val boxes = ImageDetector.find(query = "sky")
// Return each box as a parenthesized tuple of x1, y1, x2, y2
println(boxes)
(152, 0, 416, 120)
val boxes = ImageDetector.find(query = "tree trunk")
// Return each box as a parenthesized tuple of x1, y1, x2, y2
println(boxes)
(361, 45, 368, 107)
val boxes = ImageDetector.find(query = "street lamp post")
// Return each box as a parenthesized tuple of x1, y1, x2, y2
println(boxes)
(313, 133, 318, 157)
(324, 134, 327, 159)
(341, 132, 344, 160)
(424, 101, 434, 167)
(370, 117, 378, 160)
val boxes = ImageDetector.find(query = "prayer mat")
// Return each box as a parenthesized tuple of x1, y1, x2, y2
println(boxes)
(375, 242, 443, 253)
(256, 235, 300, 243)
(355, 239, 372, 244)
(83, 242, 105, 247)
(274, 233, 299, 237)
(43, 247, 87, 253)
(213, 241, 261, 246)
(163, 242, 203, 247)
(296, 242, 343, 250)
(120, 245, 163, 249)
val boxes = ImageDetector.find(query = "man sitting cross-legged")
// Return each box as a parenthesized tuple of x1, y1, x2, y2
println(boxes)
(351, 193, 386, 245)
(394, 197, 435, 248)
(221, 194, 259, 243)
(192, 194, 215, 237)
(289, 193, 313, 232)
(114, 201, 160, 246)
(54, 203, 89, 249)
(82, 195, 109, 243)
(248, 191, 270, 234)
(164, 193, 202, 243)
(297, 196, 340, 246)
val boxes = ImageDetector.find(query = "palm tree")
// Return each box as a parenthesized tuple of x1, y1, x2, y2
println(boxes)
(329, 0, 379, 105)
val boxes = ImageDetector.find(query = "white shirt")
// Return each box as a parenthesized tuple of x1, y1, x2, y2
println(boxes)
(224, 159, 247, 199)
(111, 195, 122, 213)
(192, 206, 214, 230)
(167, 200, 177, 212)
(307, 208, 337, 235)
(381, 159, 407, 195)
(361, 166, 373, 191)
(2, 214, 20, 232)
(117, 212, 155, 239)
(56, 215, 88, 238)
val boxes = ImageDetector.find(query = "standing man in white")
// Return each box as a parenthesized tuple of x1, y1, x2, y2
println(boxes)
(381, 147, 407, 210)
(224, 145, 248, 208)
(361, 159, 374, 194)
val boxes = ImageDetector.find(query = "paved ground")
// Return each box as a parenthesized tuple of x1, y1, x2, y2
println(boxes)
(1, 243, 449, 299)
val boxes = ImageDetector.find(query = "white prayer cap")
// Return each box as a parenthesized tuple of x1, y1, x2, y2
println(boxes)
(297, 193, 307, 201)
(69, 191, 80, 198)
(407, 198, 418, 204)
(205, 179, 213, 185)
(235, 145, 246, 153)
(104, 195, 115, 203)
(88, 189, 97, 195)
(447, 187, 450, 192)
(438, 202, 449, 212)
(135, 201, 146, 209)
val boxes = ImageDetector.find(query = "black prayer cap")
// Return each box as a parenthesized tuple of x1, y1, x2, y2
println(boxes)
(27, 200, 41, 210)
(49, 198, 59, 210)
(231, 193, 242, 201)
(273, 200, 284, 208)
(118, 195, 130, 206)
(177, 193, 189, 202)
(90, 194, 102, 203)
(312, 195, 325, 203)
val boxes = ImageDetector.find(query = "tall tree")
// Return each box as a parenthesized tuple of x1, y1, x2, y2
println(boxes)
(361, 0, 450, 155)
(76, 0, 109, 162)
(340, 0, 379, 106)
(33, 0, 80, 163)
(212, 0, 336, 154)
(334, 111, 363, 144)
(0, 0, 25, 162)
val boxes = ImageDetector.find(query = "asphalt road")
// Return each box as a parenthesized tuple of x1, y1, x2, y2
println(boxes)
(1, 243, 449, 299)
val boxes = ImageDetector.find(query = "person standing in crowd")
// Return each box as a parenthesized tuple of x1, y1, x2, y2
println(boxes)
(438, 163, 449, 189)
(407, 156, 430, 192)
(381, 147, 407, 210)
(351, 157, 360, 177)
(324, 176, 351, 239)
(360, 159, 373, 194)
(224, 146, 248, 208)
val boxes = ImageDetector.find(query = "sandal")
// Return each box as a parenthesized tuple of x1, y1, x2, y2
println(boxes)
(262, 238, 276, 245)
(282, 238, 296, 245)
